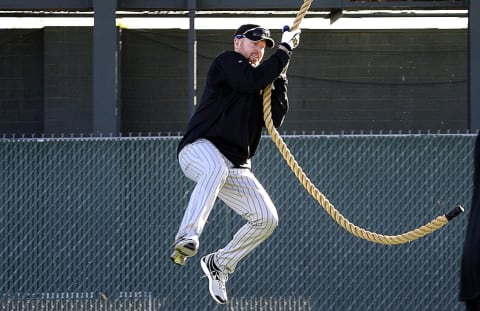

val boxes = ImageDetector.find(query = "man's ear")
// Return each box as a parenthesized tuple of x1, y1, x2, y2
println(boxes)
(234, 38, 242, 50)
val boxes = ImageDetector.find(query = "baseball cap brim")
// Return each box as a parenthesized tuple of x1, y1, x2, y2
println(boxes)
(244, 32, 275, 48)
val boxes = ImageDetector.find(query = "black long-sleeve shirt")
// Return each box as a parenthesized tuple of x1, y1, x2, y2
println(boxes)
(177, 48, 291, 166)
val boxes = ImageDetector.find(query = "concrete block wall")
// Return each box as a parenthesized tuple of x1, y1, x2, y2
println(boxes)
(285, 29, 468, 133)
(121, 28, 468, 134)
(0, 30, 44, 135)
(0, 28, 469, 136)
(120, 30, 189, 134)
(43, 27, 92, 135)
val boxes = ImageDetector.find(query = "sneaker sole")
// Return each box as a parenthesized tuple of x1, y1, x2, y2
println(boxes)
(170, 241, 198, 266)
(176, 242, 197, 257)
(200, 256, 228, 304)
(170, 250, 187, 266)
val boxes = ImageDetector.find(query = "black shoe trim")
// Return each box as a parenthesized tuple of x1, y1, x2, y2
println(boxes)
(207, 255, 220, 272)
(177, 242, 196, 256)
(215, 295, 227, 304)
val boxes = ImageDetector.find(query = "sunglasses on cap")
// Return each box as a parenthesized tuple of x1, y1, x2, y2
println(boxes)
(235, 27, 274, 47)
(236, 27, 271, 38)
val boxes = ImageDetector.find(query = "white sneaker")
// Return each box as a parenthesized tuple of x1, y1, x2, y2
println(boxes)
(200, 253, 228, 304)
(170, 239, 198, 266)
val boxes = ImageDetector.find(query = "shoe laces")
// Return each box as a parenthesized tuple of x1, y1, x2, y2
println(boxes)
(213, 271, 228, 287)
(212, 269, 228, 289)
(208, 256, 228, 288)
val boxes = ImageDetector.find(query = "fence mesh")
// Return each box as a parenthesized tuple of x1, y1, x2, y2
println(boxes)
(0, 134, 475, 310)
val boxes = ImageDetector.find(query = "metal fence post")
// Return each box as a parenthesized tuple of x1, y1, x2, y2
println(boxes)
(93, 0, 119, 136)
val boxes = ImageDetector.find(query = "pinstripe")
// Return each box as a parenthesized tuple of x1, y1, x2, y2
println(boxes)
(175, 139, 278, 273)
(176, 139, 229, 242)
(217, 170, 278, 273)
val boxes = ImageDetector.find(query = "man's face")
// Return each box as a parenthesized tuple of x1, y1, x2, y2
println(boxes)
(234, 38, 266, 67)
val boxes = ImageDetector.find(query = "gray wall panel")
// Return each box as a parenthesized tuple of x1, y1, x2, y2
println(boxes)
(0, 28, 469, 136)
(0, 29, 43, 135)
(120, 28, 467, 134)
(43, 27, 92, 135)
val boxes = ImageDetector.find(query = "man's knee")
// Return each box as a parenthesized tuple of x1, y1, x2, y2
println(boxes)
(251, 209, 278, 234)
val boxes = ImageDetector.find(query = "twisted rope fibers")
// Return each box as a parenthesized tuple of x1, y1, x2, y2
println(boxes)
(262, 0, 463, 244)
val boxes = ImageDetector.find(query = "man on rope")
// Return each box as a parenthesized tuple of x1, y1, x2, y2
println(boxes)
(460, 132, 480, 310)
(170, 24, 301, 304)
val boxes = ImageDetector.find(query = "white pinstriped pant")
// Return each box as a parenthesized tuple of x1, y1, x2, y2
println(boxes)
(175, 139, 278, 274)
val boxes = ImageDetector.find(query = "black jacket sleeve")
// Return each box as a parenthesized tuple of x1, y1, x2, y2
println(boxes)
(215, 50, 290, 94)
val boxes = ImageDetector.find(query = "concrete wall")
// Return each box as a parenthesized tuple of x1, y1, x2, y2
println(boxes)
(43, 27, 92, 135)
(286, 29, 468, 133)
(0, 30, 44, 135)
(0, 28, 468, 136)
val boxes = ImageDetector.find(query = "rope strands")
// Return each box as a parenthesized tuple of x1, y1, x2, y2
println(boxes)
(262, 0, 464, 245)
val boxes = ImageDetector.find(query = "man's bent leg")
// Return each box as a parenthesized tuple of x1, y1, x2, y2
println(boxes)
(215, 168, 278, 273)
(172, 140, 229, 264)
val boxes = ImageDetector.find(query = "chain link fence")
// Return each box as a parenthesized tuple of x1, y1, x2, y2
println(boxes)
(0, 134, 475, 310)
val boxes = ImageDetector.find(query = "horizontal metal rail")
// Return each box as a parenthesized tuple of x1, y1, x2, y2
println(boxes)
(0, 0, 468, 11)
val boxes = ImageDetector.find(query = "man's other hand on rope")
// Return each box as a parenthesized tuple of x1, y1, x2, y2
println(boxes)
(278, 25, 301, 79)
(280, 25, 301, 51)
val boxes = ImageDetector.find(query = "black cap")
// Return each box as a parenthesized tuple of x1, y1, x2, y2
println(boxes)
(234, 24, 275, 48)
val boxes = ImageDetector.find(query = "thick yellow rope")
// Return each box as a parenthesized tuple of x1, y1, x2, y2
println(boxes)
(262, 0, 463, 244)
